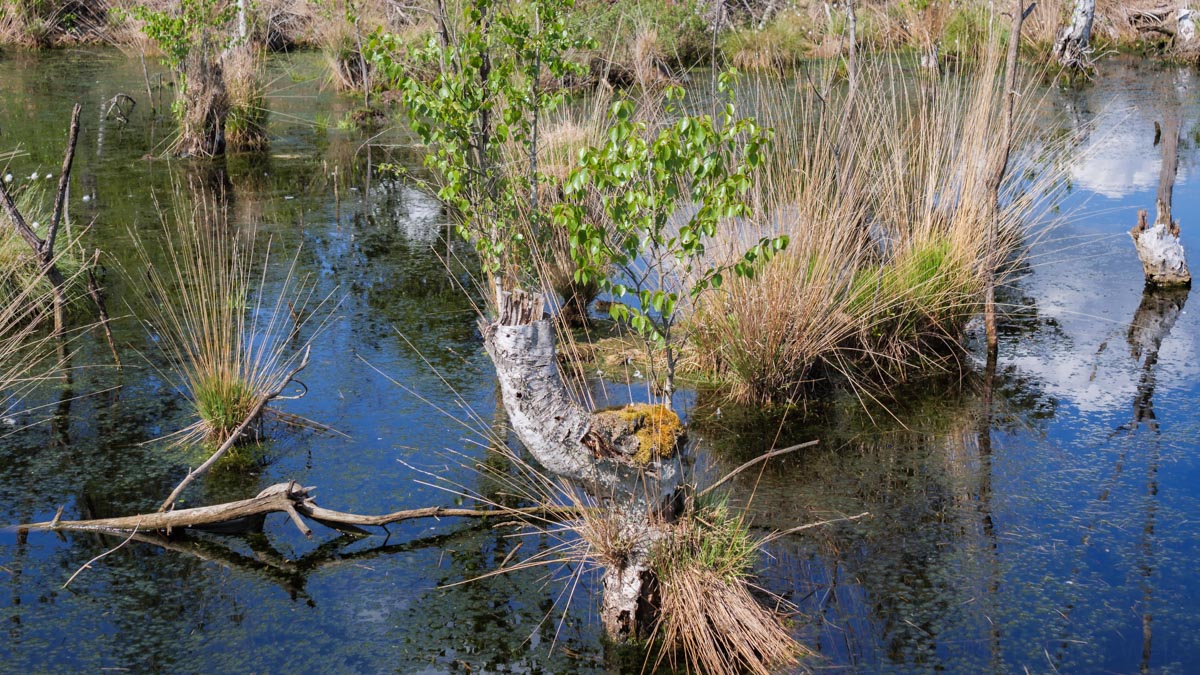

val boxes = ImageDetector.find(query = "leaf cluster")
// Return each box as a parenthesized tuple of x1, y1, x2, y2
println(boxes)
(130, 0, 238, 74)
(378, 0, 594, 277)
(555, 73, 787, 353)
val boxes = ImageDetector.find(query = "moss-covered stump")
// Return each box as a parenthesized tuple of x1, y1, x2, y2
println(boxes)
(584, 404, 685, 467)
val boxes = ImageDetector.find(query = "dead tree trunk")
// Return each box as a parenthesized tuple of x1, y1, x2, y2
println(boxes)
(0, 103, 82, 337)
(1052, 0, 1096, 71)
(983, 1, 1030, 361)
(1177, 7, 1200, 66)
(1130, 114, 1190, 287)
(178, 33, 229, 157)
(481, 289, 684, 641)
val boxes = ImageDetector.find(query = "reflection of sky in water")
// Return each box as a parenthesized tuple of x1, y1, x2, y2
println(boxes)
(1061, 65, 1196, 199)
(1014, 59, 1200, 413)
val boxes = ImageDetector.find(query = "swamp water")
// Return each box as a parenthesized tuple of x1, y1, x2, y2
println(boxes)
(0, 49, 1198, 673)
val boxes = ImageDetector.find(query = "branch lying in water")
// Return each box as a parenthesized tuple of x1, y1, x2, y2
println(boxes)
(12, 481, 584, 537)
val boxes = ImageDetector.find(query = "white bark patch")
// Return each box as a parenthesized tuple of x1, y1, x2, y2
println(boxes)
(1130, 221, 1191, 286)
(1180, 8, 1196, 44)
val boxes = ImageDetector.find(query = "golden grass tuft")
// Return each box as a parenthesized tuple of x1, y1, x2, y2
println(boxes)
(129, 186, 334, 447)
(224, 44, 270, 153)
(687, 48, 1063, 403)
(650, 499, 802, 675)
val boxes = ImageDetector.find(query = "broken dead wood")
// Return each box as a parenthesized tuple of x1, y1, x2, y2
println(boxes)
(0, 103, 82, 337)
(158, 346, 312, 513)
(14, 481, 584, 536)
(1130, 114, 1190, 287)
(983, 1, 1032, 361)
(1052, 0, 1096, 72)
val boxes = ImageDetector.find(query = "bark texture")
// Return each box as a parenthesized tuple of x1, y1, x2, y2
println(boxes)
(481, 290, 681, 502)
(1053, 0, 1096, 71)
(1130, 115, 1190, 287)
(481, 289, 683, 641)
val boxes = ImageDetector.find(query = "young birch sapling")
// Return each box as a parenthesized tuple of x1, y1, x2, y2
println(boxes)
(556, 73, 788, 398)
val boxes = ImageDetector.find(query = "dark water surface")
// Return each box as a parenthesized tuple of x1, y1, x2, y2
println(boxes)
(0, 49, 1198, 673)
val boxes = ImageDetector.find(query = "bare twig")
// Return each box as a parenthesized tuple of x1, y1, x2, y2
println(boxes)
(62, 524, 139, 589)
(697, 440, 820, 499)
(86, 250, 121, 368)
(759, 511, 871, 544)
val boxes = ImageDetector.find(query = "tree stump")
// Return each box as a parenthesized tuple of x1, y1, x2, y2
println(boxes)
(1131, 208, 1190, 287)
(1130, 115, 1190, 287)
(1053, 0, 1096, 71)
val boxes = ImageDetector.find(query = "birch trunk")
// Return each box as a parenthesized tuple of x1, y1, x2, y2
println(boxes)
(481, 289, 683, 641)
(1052, 0, 1096, 71)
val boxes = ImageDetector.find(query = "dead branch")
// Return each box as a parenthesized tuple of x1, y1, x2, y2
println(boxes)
(13, 481, 583, 537)
(86, 249, 121, 368)
(158, 346, 312, 513)
(697, 440, 819, 499)
(0, 102, 83, 336)
(62, 525, 139, 589)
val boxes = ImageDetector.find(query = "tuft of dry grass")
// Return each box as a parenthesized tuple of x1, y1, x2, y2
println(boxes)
(0, 246, 66, 424)
(688, 48, 1064, 403)
(649, 498, 802, 675)
(128, 186, 334, 447)
(224, 44, 270, 153)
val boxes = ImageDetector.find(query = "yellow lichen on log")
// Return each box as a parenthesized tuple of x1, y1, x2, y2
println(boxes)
(586, 403, 684, 467)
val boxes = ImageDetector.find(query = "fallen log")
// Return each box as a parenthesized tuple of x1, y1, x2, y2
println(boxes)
(13, 481, 583, 536)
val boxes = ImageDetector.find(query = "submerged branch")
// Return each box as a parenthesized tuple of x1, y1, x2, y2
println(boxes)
(14, 481, 583, 535)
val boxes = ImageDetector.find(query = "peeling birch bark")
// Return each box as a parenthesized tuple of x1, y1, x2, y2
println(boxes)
(482, 289, 684, 641)
(1053, 0, 1096, 71)
(481, 290, 681, 504)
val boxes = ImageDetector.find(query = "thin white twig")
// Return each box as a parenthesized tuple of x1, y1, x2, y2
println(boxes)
(62, 524, 140, 589)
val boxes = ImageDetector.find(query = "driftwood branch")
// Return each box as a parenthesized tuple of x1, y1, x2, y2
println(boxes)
(14, 481, 583, 536)
(158, 346, 312, 513)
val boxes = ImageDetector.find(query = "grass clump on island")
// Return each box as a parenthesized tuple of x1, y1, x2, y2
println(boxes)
(649, 496, 802, 675)
(683, 48, 1060, 404)
(129, 188, 333, 448)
